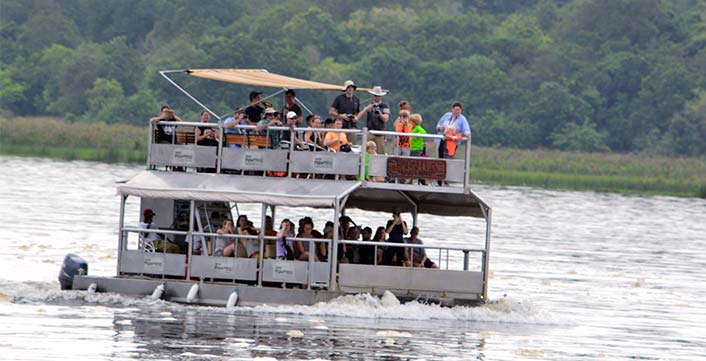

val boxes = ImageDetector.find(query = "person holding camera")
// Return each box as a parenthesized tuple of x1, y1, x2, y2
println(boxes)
(329, 80, 361, 144)
(381, 209, 409, 266)
(323, 118, 351, 152)
(149, 105, 183, 144)
(357, 86, 390, 155)
(196, 111, 219, 147)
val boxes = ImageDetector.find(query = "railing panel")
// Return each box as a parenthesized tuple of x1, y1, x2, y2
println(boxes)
(339, 264, 483, 294)
(190, 255, 258, 280)
(367, 154, 388, 177)
(119, 250, 186, 276)
(262, 259, 309, 283)
(221, 148, 289, 171)
(445, 159, 466, 182)
(290, 151, 359, 175)
(149, 144, 218, 168)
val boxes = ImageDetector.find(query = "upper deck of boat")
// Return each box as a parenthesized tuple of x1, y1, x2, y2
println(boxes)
(143, 121, 489, 218)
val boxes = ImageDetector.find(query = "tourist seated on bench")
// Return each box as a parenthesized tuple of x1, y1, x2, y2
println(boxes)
(138, 208, 181, 254)
(323, 118, 351, 152)
(406, 227, 437, 268)
(358, 226, 376, 265)
(256, 107, 283, 149)
(295, 217, 321, 261)
(239, 225, 261, 260)
(216, 219, 235, 257)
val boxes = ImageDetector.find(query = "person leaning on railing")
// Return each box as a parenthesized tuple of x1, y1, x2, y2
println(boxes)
(223, 110, 248, 149)
(435, 101, 470, 159)
(149, 105, 182, 144)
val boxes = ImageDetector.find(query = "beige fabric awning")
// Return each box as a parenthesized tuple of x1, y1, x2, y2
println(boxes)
(186, 69, 370, 91)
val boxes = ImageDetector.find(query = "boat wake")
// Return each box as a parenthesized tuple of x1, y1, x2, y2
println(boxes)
(2, 280, 569, 325)
(242, 293, 569, 325)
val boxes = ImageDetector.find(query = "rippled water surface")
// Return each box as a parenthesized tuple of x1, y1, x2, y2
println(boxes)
(1, 156, 705, 360)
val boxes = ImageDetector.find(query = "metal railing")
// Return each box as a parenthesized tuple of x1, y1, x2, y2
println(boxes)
(147, 121, 473, 192)
(120, 227, 332, 289)
(338, 239, 484, 271)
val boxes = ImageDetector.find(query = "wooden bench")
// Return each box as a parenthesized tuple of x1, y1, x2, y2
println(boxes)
(226, 134, 273, 148)
(176, 130, 196, 145)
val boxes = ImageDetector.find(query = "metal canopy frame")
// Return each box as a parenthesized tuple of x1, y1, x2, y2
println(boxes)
(160, 69, 334, 124)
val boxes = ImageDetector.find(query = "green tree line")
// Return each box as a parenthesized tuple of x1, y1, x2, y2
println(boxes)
(2, 0, 705, 156)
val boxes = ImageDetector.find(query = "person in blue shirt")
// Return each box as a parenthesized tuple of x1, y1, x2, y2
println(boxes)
(223, 110, 248, 149)
(435, 102, 471, 159)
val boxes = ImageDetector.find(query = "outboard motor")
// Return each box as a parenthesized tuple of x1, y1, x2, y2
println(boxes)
(58, 253, 88, 290)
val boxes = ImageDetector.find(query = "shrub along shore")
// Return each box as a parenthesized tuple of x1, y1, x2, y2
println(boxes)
(2, 117, 705, 198)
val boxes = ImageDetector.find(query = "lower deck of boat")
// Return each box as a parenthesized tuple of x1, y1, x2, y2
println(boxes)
(73, 275, 482, 307)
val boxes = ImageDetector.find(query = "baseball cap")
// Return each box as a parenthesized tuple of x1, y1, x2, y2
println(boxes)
(287, 111, 297, 119)
(143, 208, 155, 217)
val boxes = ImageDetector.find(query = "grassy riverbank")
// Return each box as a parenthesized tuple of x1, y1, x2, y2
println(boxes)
(2, 117, 705, 198)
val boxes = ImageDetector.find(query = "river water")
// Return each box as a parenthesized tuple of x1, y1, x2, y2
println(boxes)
(0, 155, 704, 360)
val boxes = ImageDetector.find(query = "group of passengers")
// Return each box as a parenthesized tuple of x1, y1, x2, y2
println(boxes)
(200, 209, 438, 269)
(150, 80, 471, 165)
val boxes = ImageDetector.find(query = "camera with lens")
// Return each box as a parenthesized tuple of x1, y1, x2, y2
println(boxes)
(346, 113, 355, 121)
(372, 105, 381, 115)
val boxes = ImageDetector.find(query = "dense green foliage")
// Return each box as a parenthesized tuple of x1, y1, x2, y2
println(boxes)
(2, 0, 706, 156)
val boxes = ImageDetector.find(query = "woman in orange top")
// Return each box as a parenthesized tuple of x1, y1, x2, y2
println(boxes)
(393, 109, 413, 156)
(323, 118, 349, 152)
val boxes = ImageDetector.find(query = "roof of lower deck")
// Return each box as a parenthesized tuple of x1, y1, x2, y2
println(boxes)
(118, 171, 489, 217)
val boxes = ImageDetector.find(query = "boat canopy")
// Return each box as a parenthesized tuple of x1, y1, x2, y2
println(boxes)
(185, 69, 371, 91)
(117, 171, 486, 217)
(118, 171, 359, 208)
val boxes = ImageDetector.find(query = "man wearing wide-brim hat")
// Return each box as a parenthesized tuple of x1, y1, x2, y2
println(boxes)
(356, 85, 391, 155)
(329, 80, 361, 144)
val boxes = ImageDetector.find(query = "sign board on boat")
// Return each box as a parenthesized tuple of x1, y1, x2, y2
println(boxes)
(386, 157, 447, 180)
(144, 254, 165, 273)
(172, 148, 195, 165)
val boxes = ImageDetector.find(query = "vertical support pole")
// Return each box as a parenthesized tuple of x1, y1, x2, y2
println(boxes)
(288, 127, 295, 178)
(258, 203, 266, 287)
(463, 133, 472, 192)
(359, 128, 368, 182)
(147, 124, 153, 169)
(330, 203, 340, 290)
(307, 239, 314, 290)
(463, 250, 469, 271)
(117, 195, 126, 276)
(216, 119, 223, 174)
(482, 206, 492, 302)
(186, 200, 195, 280)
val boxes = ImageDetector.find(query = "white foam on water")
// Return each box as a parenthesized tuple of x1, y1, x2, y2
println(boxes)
(2, 280, 570, 325)
(239, 293, 571, 325)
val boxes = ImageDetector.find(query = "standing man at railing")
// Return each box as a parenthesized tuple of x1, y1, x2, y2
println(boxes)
(245, 91, 264, 124)
(329, 80, 361, 145)
(282, 89, 302, 125)
(435, 102, 470, 159)
(357, 86, 390, 154)
(149, 105, 182, 144)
